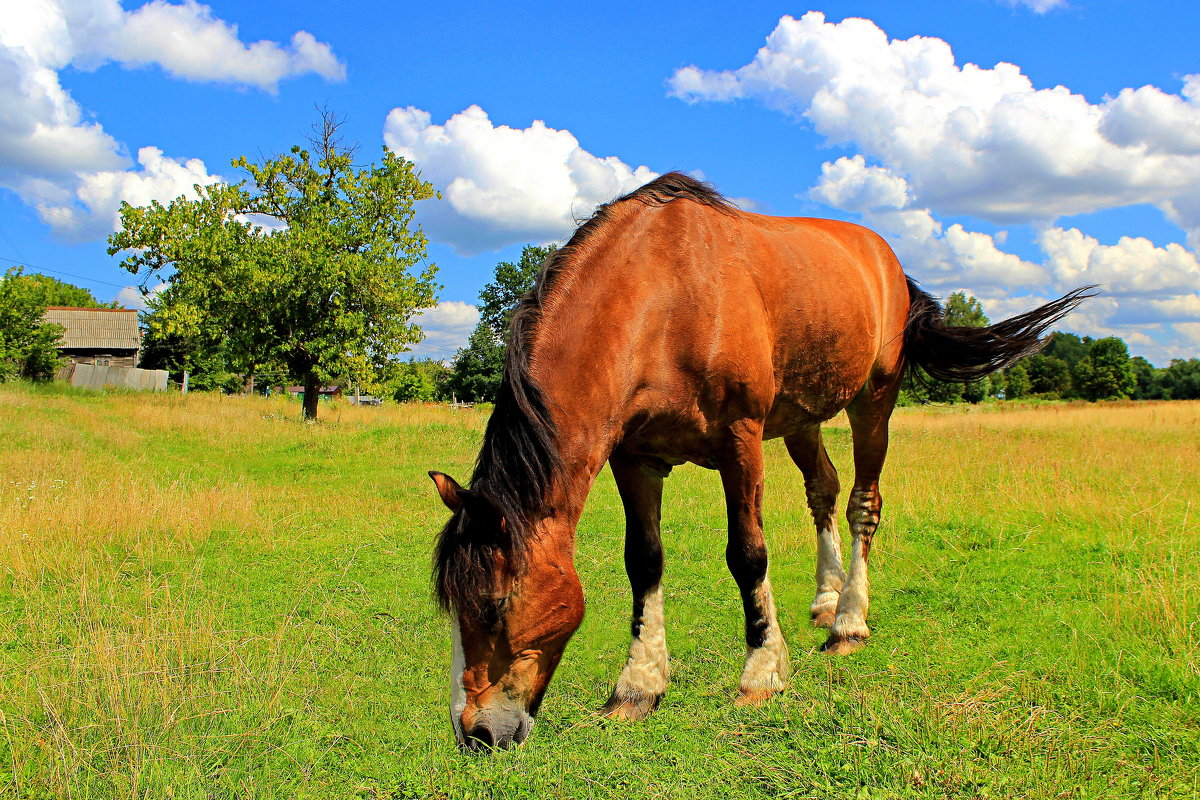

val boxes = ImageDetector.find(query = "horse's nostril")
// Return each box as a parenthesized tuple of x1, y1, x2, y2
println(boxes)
(466, 725, 495, 750)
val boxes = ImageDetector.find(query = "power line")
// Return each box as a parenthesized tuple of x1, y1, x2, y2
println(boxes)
(0, 255, 132, 290)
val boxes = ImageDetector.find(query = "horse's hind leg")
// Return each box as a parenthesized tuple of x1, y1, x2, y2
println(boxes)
(603, 452, 669, 721)
(784, 427, 845, 628)
(824, 386, 898, 655)
(718, 422, 790, 705)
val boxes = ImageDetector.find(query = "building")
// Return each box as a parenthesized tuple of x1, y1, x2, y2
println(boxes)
(42, 307, 141, 369)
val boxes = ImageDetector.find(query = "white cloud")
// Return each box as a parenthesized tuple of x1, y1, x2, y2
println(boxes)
(101, 2, 345, 91)
(0, 0, 343, 240)
(384, 105, 658, 255)
(405, 301, 479, 361)
(1038, 226, 1200, 298)
(37, 145, 218, 239)
(669, 12, 1200, 230)
(115, 280, 165, 311)
(811, 155, 1048, 288)
(1004, 0, 1068, 12)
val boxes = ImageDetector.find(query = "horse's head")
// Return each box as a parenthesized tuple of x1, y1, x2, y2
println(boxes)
(429, 471, 584, 750)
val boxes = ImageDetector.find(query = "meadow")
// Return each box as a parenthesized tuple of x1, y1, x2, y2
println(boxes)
(0, 383, 1196, 799)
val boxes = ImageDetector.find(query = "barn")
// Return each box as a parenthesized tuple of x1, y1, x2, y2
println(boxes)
(42, 307, 141, 369)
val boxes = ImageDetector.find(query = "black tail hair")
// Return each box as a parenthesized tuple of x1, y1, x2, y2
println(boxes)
(903, 278, 1097, 383)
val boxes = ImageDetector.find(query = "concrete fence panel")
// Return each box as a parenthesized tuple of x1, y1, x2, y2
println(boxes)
(70, 364, 168, 392)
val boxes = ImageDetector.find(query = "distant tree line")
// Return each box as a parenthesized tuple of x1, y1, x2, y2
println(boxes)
(900, 291, 1200, 404)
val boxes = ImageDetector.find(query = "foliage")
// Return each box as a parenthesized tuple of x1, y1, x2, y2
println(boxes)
(905, 290, 990, 404)
(1072, 336, 1136, 400)
(0, 267, 64, 381)
(10, 272, 117, 309)
(1158, 358, 1200, 400)
(1003, 361, 1031, 399)
(390, 358, 450, 402)
(445, 321, 505, 402)
(1024, 353, 1072, 397)
(137, 323, 246, 393)
(1130, 356, 1164, 400)
(447, 243, 556, 403)
(109, 111, 438, 418)
(477, 243, 557, 337)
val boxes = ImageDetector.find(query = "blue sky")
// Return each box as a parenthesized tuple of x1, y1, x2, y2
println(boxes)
(3, 0, 1199, 363)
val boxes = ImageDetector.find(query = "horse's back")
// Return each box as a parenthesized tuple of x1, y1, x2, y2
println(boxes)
(531, 200, 910, 457)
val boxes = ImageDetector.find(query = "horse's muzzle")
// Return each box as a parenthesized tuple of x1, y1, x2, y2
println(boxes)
(458, 711, 534, 752)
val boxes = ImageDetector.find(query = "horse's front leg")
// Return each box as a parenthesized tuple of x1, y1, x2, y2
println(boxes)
(718, 423, 790, 705)
(603, 453, 669, 721)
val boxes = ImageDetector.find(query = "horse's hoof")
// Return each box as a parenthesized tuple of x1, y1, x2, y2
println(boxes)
(602, 692, 660, 721)
(810, 609, 836, 628)
(735, 688, 778, 707)
(821, 635, 868, 655)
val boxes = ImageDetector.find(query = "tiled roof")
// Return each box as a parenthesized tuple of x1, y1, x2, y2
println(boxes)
(42, 307, 140, 351)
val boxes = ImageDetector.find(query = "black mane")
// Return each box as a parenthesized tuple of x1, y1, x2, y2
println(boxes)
(434, 172, 736, 616)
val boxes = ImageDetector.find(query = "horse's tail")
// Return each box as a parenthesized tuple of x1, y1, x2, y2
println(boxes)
(902, 277, 1097, 383)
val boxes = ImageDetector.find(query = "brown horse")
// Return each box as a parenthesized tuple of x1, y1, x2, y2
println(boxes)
(429, 173, 1090, 750)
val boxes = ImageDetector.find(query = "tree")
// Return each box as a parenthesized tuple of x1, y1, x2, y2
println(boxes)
(447, 243, 557, 402)
(906, 290, 989, 403)
(1025, 354, 1072, 396)
(390, 358, 450, 402)
(0, 268, 63, 381)
(1161, 358, 1200, 400)
(445, 322, 505, 402)
(477, 244, 557, 337)
(1003, 362, 1031, 399)
(10, 273, 117, 309)
(1129, 356, 1165, 400)
(109, 111, 439, 419)
(1073, 337, 1136, 400)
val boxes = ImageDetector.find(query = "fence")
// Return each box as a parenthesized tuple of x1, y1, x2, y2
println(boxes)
(70, 363, 169, 392)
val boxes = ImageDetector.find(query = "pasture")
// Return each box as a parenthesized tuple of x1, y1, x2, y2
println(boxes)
(0, 383, 1196, 799)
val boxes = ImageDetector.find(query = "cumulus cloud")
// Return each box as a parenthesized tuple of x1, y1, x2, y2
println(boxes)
(36, 146, 218, 240)
(669, 12, 1200, 229)
(812, 155, 1048, 288)
(0, 0, 343, 240)
(384, 105, 658, 254)
(405, 300, 480, 361)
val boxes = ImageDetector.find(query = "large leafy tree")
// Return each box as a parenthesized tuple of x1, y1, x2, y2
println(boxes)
(447, 243, 556, 403)
(1073, 337, 1136, 400)
(0, 268, 65, 381)
(109, 112, 439, 418)
(13, 273, 117, 309)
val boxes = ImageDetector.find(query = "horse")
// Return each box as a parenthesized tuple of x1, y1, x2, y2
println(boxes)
(429, 172, 1091, 750)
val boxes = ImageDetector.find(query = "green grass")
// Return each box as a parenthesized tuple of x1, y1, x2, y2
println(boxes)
(0, 384, 1197, 798)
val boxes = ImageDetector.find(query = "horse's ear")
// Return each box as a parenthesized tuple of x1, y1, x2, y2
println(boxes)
(429, 471, 467, 511)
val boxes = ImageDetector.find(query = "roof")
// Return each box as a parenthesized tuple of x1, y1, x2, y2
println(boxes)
(42, 307, 140, 351)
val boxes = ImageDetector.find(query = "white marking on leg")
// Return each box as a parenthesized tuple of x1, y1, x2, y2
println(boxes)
(450, 618, 467, 742)
(831, 497, 873, 642)
(811, 522, 845, 618)
(740, 578, 790, 693)
(615, 584, 669, 698)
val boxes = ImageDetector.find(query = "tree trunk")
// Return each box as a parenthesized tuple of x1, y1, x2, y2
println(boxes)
(303, 372, 320, 420)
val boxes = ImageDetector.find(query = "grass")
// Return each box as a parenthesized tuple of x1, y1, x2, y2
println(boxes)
(0, 383, 1196, 799)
